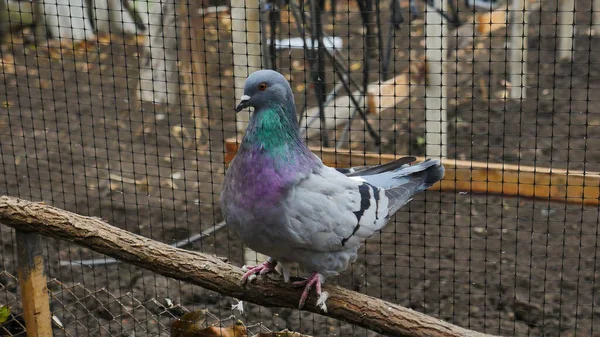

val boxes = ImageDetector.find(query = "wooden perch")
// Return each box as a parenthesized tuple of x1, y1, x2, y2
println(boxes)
(0, 196, 498, 337)
(300, 69, 418, 137)
(224, 139, 600, 206)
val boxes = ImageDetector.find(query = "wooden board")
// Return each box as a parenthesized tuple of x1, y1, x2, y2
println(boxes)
(16, 231, 52, 337)
(424, 3, 448, 158)
(231, 0, 262, 132)
(181, 0, 208, 142)
(557, 0, 575, 61)
(508, 0, 529, 99)
(224, 138, 600, 206)
(475, 8, 508, 35)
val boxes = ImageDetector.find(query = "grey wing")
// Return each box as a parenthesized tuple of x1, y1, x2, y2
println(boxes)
(282, 166, 391, 252)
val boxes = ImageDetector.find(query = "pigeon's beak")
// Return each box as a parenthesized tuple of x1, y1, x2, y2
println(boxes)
(235, 95, 252, 112)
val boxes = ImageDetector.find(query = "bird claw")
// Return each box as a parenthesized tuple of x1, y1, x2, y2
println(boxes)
(297, 272, 326, 311)
(240, 260, 277, 284)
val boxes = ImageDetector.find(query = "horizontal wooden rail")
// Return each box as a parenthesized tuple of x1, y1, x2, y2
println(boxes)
(0, 196, 499, 337)
(225, 138, 600, 206)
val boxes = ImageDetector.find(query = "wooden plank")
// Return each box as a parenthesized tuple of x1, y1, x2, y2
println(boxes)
(508, 0, 529, 99)
(475, 8, 508, 35)
(185, 0, 209, 142)
(16, 231, 52, 337)
(231, 0, 262, 133)
(0, 0, 6, 44)
(231, 0, 265, 265)
(300, 70, 415, 137)
(557, 0, 575, 61)
(424, 2, 448, 159)
(595, 0, 600, 35)
(224, 138, 600, 206)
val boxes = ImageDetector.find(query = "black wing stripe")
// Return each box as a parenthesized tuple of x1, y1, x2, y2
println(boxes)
(341, 183, 372, 246)
(373, 187, 380, 220)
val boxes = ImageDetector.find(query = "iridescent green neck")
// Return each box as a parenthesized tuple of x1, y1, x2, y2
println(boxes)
(241, 104, 306, 160)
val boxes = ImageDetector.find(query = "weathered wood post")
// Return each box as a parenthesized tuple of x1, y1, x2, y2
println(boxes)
(32, 0, 47, 43)
(424, 0, 448, 159)
(557, 0, 575, 61)
(181, 0, 208, 142)
(231, 0, 262, 133)
(594, 0, 600, 34)
(0, 0, 7, 43)
(508, 0, 529, 99)
(231, 0, 268, 267)
(15, 231, 52, 337)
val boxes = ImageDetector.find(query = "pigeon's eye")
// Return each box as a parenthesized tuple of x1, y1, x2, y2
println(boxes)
(258, 83, 268, 91)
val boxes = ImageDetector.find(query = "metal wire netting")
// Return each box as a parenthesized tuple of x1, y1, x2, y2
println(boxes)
(1, 0, 600, 336)
(0, 271, 306, 336)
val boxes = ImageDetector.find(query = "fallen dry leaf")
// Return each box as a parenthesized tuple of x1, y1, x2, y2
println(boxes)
(0, 54, 15, 74)
(48, 48, 63, 60)
(291, 60, 304, 70)
(170, 310, 311, 337)
(196, 325, 247, 337)
(1, 54, 14, 65)
(252, 331, 312, 337)
(75, 61, 92, 73)
(97, 33, 112, 45)
(39, 79, 51, 89)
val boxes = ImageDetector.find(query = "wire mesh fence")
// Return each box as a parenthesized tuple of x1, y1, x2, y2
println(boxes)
(0, 0, 600, 335)
(0, 270, 309, 337)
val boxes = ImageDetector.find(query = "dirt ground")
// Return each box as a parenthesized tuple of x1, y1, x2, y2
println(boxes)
(1, 0, 600, 336)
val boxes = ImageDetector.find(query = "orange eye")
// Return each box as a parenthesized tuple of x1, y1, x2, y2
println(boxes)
(258, 83, 268, 91)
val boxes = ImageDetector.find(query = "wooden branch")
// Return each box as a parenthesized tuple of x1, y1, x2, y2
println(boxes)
(16, 231, 52, 337)
(224, 139, 600, 206)
(0, 196, 497, 337)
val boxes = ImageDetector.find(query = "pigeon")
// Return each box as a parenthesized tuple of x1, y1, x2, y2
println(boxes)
(220, 69, 445, 312)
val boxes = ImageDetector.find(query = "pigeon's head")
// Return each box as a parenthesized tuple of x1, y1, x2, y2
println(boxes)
(235, 70, 294, 113)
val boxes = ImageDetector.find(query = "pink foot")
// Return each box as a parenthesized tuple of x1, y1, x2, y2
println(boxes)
(293, 272, 328, 311)
(241, 259, 277, 284)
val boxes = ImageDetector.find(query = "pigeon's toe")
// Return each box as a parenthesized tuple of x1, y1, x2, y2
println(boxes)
(297, 272, 325, 310)
(240, 259, 278, 284)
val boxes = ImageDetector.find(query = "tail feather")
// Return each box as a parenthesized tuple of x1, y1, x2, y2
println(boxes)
(416, 159, 446, 191)
(345, 156, 416, 177)
(359, 159, 445, 215)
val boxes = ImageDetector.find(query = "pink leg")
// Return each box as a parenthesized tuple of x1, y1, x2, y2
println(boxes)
(295, 272, 323, 309)
(240, 259, 277, 284)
